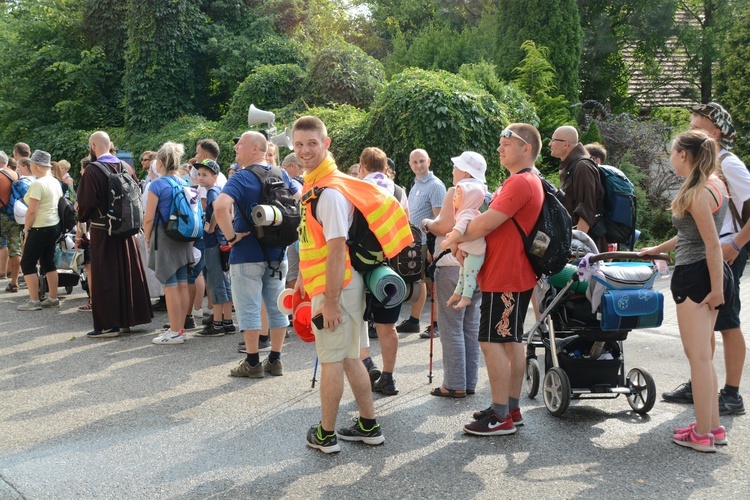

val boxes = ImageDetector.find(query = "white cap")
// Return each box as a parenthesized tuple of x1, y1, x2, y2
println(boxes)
(451, 151, 486, 183)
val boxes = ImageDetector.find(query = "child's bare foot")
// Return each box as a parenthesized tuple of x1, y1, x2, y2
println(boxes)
(453, 296, 472, 310)
(446, 294, 461, 307)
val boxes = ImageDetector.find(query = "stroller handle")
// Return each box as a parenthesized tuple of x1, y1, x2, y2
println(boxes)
(587, 251, 671, 264)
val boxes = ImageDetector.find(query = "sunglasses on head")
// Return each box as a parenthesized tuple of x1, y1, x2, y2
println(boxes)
(501, 128, 528, 145)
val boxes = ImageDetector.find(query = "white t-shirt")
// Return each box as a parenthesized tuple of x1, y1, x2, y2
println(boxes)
(317, 188, 353, 240)
(719, 150, 750, 240)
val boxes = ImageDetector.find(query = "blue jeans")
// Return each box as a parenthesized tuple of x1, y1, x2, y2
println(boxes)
(164, 265, 188, 287)
(204, 245, 232, 304)
(230, 260, 289, 331)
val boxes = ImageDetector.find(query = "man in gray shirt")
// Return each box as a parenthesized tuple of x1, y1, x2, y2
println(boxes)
(396, 149, 446, 337)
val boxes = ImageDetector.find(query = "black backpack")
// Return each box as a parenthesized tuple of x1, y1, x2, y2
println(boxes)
(309, 185, 419, 280)
(512, 170, 572, 278)
(58, 196, 77, 234)
(90, 161, 143, 237)
(387, 184, 423, 282)
(236, 165, 300, 278)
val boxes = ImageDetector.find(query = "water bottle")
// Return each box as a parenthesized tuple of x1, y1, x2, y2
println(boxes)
(655, 259, 670, 279)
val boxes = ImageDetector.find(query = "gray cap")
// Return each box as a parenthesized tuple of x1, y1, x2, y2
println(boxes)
(29, 150, 52, 167)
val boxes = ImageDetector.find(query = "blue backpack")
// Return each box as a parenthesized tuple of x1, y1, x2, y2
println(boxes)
(161, 176, 203, 242)
(0, 170, 31, 222)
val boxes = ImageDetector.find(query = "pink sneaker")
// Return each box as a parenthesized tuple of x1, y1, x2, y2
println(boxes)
(472, 407, 524, 426)
(674, 422, 727, 445)
(673, 428, 716, 452)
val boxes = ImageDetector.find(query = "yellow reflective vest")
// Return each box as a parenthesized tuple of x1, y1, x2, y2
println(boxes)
(299, 170, 412, 297)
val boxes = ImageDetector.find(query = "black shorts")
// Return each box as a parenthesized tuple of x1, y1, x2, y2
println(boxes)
(365, 291, 402, 325)
(715, 249, 747, 331)
(478, 289, 533, 343)
(671, 259, 734, 309)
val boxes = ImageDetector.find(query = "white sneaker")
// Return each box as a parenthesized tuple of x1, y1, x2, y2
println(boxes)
(152, 330, 185, 344)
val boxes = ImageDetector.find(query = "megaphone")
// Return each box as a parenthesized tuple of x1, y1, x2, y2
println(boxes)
(248, 104, 275, 127)
(270, 127, 294, 150)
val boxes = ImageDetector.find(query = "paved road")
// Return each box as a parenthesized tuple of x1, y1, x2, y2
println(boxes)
(1, 274, 748, 499)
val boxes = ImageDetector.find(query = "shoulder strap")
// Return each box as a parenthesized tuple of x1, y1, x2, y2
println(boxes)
(393, 184, 404, 202)
(510, 170, 544, 240)
(0, 169, 16, 183)
(717, 152, 745, 231)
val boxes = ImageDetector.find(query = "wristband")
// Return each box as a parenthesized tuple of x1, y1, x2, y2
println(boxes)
(227, 233, 238, 244)
(731, 239, 742, 252)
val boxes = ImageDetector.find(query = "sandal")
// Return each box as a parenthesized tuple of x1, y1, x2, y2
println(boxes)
(430, 387, 466, 398)
(5, 283, 18, 293)
(77, 299, 92, 311)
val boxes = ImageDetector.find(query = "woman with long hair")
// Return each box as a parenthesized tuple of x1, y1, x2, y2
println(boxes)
(641, 130, 732, 452)
(144, 142, 195, 345)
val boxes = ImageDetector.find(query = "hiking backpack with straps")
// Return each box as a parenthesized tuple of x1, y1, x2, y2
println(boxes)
(235, 165, 300, 278)
(161, 176, 204, 242)
(512, 170, 572, 279)
(570, 157, 637, 248)
(387, 184, 423, 282)
(308, 184, 419, 280)
(90, 161, 143, 237)
(0, 170, 31, 223)
(58, 195, 77, 233)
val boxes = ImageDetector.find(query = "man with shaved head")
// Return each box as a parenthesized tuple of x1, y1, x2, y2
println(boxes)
(214, 131, 300, 379)
(550, 126, 607, 252)
(396, 148, 446, 338)
(76, 131, 153, 337)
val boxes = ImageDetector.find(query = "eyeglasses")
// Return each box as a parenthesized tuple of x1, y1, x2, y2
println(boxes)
(501, 128, 528, 145)
(550, 138, 567, 143)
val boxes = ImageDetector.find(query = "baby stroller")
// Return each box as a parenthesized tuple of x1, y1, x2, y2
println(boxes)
(38, 231, 81, 299)
(524, 232, 670, 417)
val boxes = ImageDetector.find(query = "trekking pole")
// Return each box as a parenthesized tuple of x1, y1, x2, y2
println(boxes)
(428, 280, 435, 384)
(311, 356, 319, 388)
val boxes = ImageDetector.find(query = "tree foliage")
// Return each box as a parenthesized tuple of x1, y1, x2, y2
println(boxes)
(494, 0, 582, 102)
(305, 41, 385, 109)
(361, 68, 523, 188)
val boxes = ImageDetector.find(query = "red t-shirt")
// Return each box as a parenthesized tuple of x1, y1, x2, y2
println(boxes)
(0, 167, 19, 208)
(477, 171, 544, 292)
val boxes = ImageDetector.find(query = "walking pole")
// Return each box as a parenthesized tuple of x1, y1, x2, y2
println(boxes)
(428, 280, 435, 384)
(311, 356, 319, 388)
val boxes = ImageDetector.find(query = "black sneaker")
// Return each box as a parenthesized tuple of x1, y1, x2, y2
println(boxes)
(364, 362, 381, 389)
(194, 323, 225, 337)
(368, 320, 378, 339)
(719, 390, 746, 416)
(306, 424, 341, 453)
(152, 297, 167, 312)
(202, 316, 213, 326)
(238, 341, 246, 354)
(223, 322, 236, 334)
(420, 323, 439, 339)
(184, 316, 196, 329)
(663, 381, 693, 403)
(373, 375, 399, 396)
(337, 418, 385, 445)
(395, 319, 420, 333)
(258, 338, 271, 352)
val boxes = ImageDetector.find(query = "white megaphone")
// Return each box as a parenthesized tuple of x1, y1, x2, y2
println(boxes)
(248, 104, 275, 127)
(270, 127, 294, 150)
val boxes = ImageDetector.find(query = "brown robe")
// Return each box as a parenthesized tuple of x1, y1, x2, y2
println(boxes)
(559, 143, 608, 253)
(77, 161, 153, 331)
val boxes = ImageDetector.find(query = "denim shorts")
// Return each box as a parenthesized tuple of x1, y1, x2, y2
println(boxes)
(204, 245, 232, 304)
(187, 247, 206, 285)
(164, 264, 189, 287)
(230, 260, 289, 331)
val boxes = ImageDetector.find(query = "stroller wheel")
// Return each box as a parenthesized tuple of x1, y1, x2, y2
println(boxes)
(65, 285, 73, 294)
(525, 358, 541, 399)
(626, 367, 656, 414)
(543, 367, 571, 417)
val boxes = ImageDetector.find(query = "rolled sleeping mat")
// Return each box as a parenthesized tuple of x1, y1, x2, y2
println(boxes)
(365, 265, 407, 309)
(547, 263, 588, 293)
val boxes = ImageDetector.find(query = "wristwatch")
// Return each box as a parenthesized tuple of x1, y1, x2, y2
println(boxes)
(227, 233, 238, 244)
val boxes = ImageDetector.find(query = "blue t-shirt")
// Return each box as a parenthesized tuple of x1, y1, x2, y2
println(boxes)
(204, 185, 223, 248)
(148, 175, 187, 225)
(221, 165, 299, 264)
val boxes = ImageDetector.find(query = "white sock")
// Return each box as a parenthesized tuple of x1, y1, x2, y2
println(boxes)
(192, 308, 202, 319)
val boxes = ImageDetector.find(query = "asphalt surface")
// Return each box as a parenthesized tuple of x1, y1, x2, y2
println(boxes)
(1, 273, 748, 499)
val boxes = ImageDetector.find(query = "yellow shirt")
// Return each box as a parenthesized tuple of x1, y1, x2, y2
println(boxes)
(25, 173, 62, 228)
